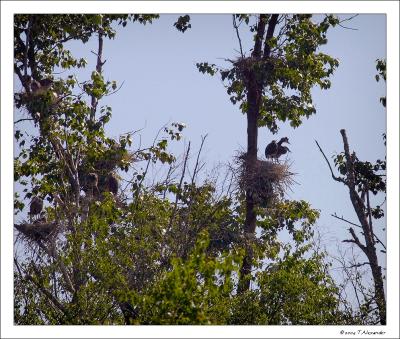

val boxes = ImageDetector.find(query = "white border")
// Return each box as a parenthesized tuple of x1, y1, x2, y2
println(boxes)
(1, 1, 399, 338)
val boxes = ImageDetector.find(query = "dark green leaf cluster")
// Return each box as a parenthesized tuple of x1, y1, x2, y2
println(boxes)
(174, 15, 191, 33)
(334, 153, 386, 196)
(375, 59, 386, 107)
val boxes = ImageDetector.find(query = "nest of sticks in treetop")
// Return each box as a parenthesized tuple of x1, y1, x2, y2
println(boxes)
(234, 57, 259, 78)
(235, 152, 294, 207)
(14, 221, 58, 243)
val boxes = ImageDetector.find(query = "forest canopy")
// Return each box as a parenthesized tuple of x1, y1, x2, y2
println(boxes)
(12, 14, 387, 326)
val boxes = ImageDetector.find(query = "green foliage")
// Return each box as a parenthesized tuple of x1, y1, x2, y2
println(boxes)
(375, 59, 386, 107)
(333, 149, 386, 222)
(334, 153, 386, 195)
(137, 232, 241, 324)
(257, 251, 341, 325)
(174, 15, 191, 33)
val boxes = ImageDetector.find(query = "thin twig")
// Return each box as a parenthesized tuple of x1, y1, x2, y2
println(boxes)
(338, 14, 359, 30)
(105, 80, 125, 96)
(190, 134, 208, 186)
(169, 142, 191, 230)
(331, 213, 386, 251)
(315, 140, 345, 183)
(14, 118, 34, 124)
(232, 15, 244, 58)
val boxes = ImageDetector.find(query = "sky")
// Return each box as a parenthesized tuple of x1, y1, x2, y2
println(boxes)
(65, 14, 387, 263)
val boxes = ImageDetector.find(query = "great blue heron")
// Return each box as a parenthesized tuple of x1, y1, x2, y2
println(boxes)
(265, 137, 290, 161)
(29, 196, 43, 222)
(87, 172, 100, 196)
(39, 78, 53, 90)
(107, 173, 118, 195)
(30, 78, 53, 95)
(265, 140, 278, 159)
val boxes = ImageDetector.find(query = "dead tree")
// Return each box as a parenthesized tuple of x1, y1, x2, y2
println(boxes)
(316, 129, 386, 325)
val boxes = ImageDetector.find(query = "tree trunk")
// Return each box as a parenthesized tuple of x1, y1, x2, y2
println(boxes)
(238, 14, 278, 293)
(340, 129, 386, 324)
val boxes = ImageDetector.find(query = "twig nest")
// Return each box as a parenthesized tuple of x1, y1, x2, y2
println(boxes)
(15, 221, 57, 241)
(235, 152, 294, 207)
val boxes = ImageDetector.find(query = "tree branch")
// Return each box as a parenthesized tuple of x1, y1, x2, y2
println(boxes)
(90, 29, 104, 125)
(232, 15, 244, 58)
(331, 213, 386, 251)
(169, 142, 191, 230)
(252, 15, 267, 58)
(315, 140, 345, 183)
(14, 118, 34, 124)
(263, 14, 279, 59)
(347, 227, 368, 255)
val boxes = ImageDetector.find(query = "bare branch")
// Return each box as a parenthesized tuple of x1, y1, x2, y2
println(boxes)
(14, 118, 34, 124)
(331, 213, 386, 251)
(191, 134, 207, 185)
(337, 14, 359, 30)
(348, 227, 368, 255)
(232, 15, 244, 58)
(169, 142, 191, 230)
(315, 140, 345, 183)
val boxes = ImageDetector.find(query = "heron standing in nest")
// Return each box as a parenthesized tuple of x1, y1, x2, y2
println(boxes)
(107, 173, 119, 195)
(265, 140, 278, 160)
(87, 172, 100, 197)
(29, 196, 43, 222)
(265, 137, 291, 161)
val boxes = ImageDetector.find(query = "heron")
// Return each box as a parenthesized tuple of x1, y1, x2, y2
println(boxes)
(275, 137, 291, 160)
(87, 172, 100, 197)
(276, 145, 291, 159)
(265, 140, 278, 159)
(30, 78, 53, 96)
(29, 196, 43, 222)
(39, 78, 53, 90)
(265, 137, 290, 161)
(107, 173, 119, 195)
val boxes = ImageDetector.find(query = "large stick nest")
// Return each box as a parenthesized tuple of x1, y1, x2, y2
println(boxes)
(14, 221, 58, 243)
(234, 152, 295, 207)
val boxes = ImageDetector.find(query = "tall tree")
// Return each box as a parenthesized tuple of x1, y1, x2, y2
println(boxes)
(316, 59, 386, 325)
(197, 14, 339, 291)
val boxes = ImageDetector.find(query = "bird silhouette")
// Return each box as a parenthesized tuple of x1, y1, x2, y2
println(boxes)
(39, 78, 53, 90)
(29, 78, 53, 96)
(265, 137, 290, 161)
(275, 137, 291, 160)
(87, 172, 100, 197)
(107, 173, 118, 195)
(265, 140, 278, 159)
(29, 196, 43, 222)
